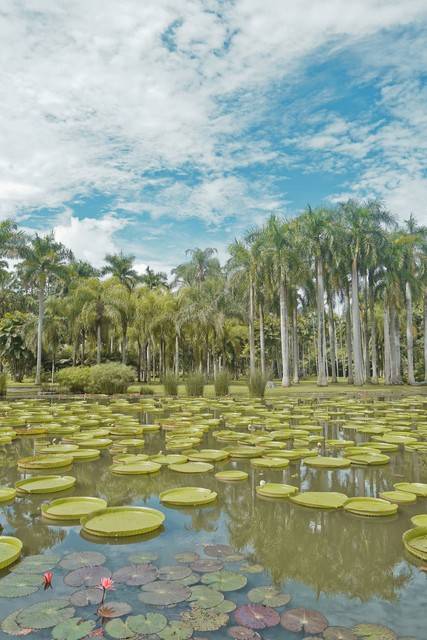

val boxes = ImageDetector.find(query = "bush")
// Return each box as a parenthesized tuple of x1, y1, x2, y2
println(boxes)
(162, 371, 179, 396)
(139, 385, 155, 395)
(214, 370, 230, 397)
(0, 373, 7, 397)
(248, 369, 268, 398)
(57, 363, 135, 395)
(186, 373, 205, 397)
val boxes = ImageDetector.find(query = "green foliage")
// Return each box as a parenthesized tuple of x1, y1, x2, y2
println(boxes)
(162, 371, 179, 396)
(186, 373, 205, 397)
(57, 363, 134, 394)
(0, 373, 6, 397)
(248, 369, 268, 398)
(139, 385, 155, 395)
(214, 370, 230, 396)
(0, 311, 34, 381)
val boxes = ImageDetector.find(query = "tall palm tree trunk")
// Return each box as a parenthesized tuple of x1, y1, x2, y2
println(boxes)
(279, 274, 290, 387)
(363, 272, 370, 381)
(292, 303, 299, 384)
(175, 333, 179, 376)
(35, 289, 44, 385)
(122, 331, 127, 364)
(96, 322, 102, 364)
(405, 281, 415, 384)
(424, 290, 427, 382)
(248, 275, 256, 377)
(326, 288, 337, 383)
(345, 286, 354, 384)
(351, 257, 365, 385)
(146, 341, 151, 382)
(316, 258, 327, 386)
(369, 281, 378, 384)
(259, 302, 265, 376)
(389, 303, 402, 384)
(384, 303, 391, 384)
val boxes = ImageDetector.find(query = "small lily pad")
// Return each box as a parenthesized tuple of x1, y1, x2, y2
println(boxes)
(323, 627, 357, 640)
(280, 608, 328, 634)
(201, 570, 247, 592)
(248, 586, 291, 607)
(104, 619, 136, 639)
(158, 621, 194, 639)
(191, 559, 224, 573)
(0, 573, 41, 598)
(139, 581, 191, 606)
(1, 609, 33, 636)
(97, 602, 132, 619)
(60, 552, 106, 570)
(189, 585, 224, 608)
(234, 604, 280, 629)
(256, 483, 298, 499)
(64, 565, 112, 587)
(52, 617, 96, 640)
(212, 599, 237, 613)
(181, 605, 229, 631)
(17, 598, 75, 629)
(352, 623, 397, 640)
(70, 588, 103, 607)
(160, 487, 217, 506)
(127, 613, 167, 635)
(204, 544, 235, 558)
(228, 627, 262, 640)
(158, 565, 193, 581)
(113, 563, 158, 585)
(0, 537, 22, 570)
(10, 553, 60, 574)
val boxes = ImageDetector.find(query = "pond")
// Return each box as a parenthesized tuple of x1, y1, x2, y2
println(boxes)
(0, 394, 426, 639)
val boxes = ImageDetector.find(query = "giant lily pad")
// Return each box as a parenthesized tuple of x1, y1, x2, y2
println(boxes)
(151, 454, 188, 465)
(113, 563, 158, 585)
(215, 470, 248, 481)
(189, 585, 224, 608)
(70, 588, 103, 606)
(201, 570, 247, 592)
(379, 490, 416, 504)
(247, 586, 291, 607)
(17, 599, 75, 629)
(347, 453, 390, 466)
(16, 475, 76, 494)
(158, 621, 194, 639)
(352, 623, 397, 639)
(42, 496, 107, 521)
(64, 565, 112, 587)
(60, 551, 106, 570)
(251, 457, 289, 469)
(402, 527, 427, 561)
(17, 455, 73, 469)
(160, 487, 217, 506)
(323, 627, 357, 640)
(280, 608, 328, 634)
(0, 536, 22, 569)
(191, 559, 224, 573)
(139, 580, 191, 606)
(168, 462, 214, 473)
(52, 617, 96, 640)
(234, 604, 280, 629)
(0, 573, 41, 597)
(256, 483, 298, 499)
(344, 497, 398, 517)
(127, 613, 167, 635)
(81, 506, 165, 537)
(411, 514, 427, 527)
(0, 486, 16, 503)
(188, 449, 229, 462)
(228, 626, 262, 640)
(39, 444, 79, 454)
(304, 456, 351, 469)
(181, 605, 229, 631)
(111, 461, 160, 475)
(291, 492, 348, 509)
(228, 447, 265, 459)
(394, 482, 427, 497)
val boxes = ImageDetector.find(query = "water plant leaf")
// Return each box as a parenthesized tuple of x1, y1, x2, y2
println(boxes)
(52, 617, 96, 640)
(160, 487, 217, 506)
(189, 585, 224, 608)
(204, 544, 235, 558)
(42, 496, 107, 520)
(181, 605, 229, 631)
(402, 527, 427, 561)
(290, 492, 348, 509)
(64, 566, 112, 587)
(190, 559, 224, 573)
(81, 506, 165, 537)
(394, 482, 427, 497)
(212, 599, 237, 613)
(70, 588, 103, 607)
(214, 470, 248, 481)
(323, 626, 357, 640)
(113, 563, 158, 585)
(159, 565, 193, 581)
(179, 573, 200, 586)
(201, 570, 247, 592)
(343, 498, 398, 517)
(411, 514, 427, 527)
(97, 602, 132, 619)
(17, 598, 75, 629)
(280, 608, 328, 634)
(175, 552, 200, 563)
(247, 586, 291, 607)
(158, 621, 194, 639)
(234, 604, 280, 629)
(128, 552, 158, 563)
(127, 613, 168, 635)
(139, 581, 191, 606)
(60, 552, 106, 570)
(352, 623, 397, 640)
(303, 456, 351, 469)
(0, 609, 32, 636)
(240, 564, 264, 574)
(168, 462, 214, 474)
(0, 573, 41, 597)
(227, 627, 262, 640)
(11, 553, 60, 574)
(104, 619, 136, 639)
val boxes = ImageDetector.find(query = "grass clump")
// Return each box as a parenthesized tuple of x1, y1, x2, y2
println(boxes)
(186, 373, 205, 397)
(139, 385, 155, 395)
(162, 371, 179, 396)
(214, 370, 230, 397)
(248, 369, 269, 398)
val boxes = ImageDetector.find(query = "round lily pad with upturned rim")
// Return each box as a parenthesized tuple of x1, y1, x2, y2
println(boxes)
(379, 490, 416, 504)
(42, 496, 107, 521)
(280, 608, 328, 634)
(256, 483, 298, 499)
(411, 514, 427, 527)
(168, 461, 214, 473)
(16, 475, 76, 494)
(17, 454, 73, 469)
(111, 461, 160, 475)
(227, 446, 265, 459)
(394, 482, 427, 497)
(188, 449, 229, 462)
(81, 506, 165, 537)
(38, 444, 79, 454)
(402, 526, 427, 561)
(343, 497, 398, 517)
(251, 457, 289, 469)
(78, 438, 112, 448)
(303, 456, 351, 469)
(158, 565, 193, 581)
(0, 486, 16, 503)
(347, 453, 390, 466)
(97, 602, 132, 619)
(71, 449, 101, 461)
(150, 454, 188, 465)
(0, 537, 23, 569)
(215, 470, 248, 481)
(290, 492, 348, 509)
(160, 486, 217, 506)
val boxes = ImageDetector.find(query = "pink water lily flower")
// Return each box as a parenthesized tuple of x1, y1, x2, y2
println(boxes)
(43, 571, 53, 590)
(97, 577, 114, 603)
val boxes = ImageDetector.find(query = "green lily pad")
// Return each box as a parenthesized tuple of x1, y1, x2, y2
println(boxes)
(251, 457, 289, 469)
(127, 552, 159, 564)
(69, 588, 103, 607)
(160, 487, 217, 506)
(379, 490, 416, 504)
(71, 449, 101, 461)
(394, 482, 427, 497)
(60, 552, 106, 570)
(323, 626, 357, 640)
(280, 608, 328, 634)
(191, 559, 224, 573)
(256, 483, 298, 499)
(215, 470, 248, 481)
(227, 447, 265, 459)
(213, 599, 237, 613)
(16, 475, 76, 494)
(139, 581, 191, 606)
(127, 613, 167, 635)
(344, 497, 398, 517)
(17, 454, 73, 469)
(168, 462, 214, 473)
(158, 621, 194, 640)
(0, 536, 22, 569)
(204, 544, 235, 558)
(304, 456, 351, 469)
(39, 444, 79, 454)
(347, 453, 390, 466)
(113, 563, 158, 585)
(64, 565, 112, 587)
(150, 454, 188, 465)
(248, 586, 291, 607)
(158, 565, 193, 581)
(411, 514, 427, 527)
(291, 492, 348, 509)
(104, 619, 135, 639)
(402, 527, 427, 561)
(188, 449, 229, 462)
(0, 573, 41, 597)
(0, 486, 16, 503)
(52, 617, 96, 640)
(42, 496, 107, 520)
(81, 506, 165, 537)
(97, 602, 132, 619)
(111, 461, 160, 475)
(352, 623, 397, 639)
(240, 563, 264, 574)
(178, 572, 200, 586)
(201, 570, 247, 592)
(17, 598, 75, 629)
(1, 609, 33, 636)
(181, 605, 229, 631)
(11, 553, 60, 574)
(189, 585, 224, 608)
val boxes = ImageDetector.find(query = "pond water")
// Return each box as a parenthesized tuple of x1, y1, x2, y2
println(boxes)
(0, 394, 426, 639)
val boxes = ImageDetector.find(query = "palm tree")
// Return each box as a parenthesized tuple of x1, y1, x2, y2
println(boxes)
(105, 281, 135, 364)
(102, 252, 139, 290)
(140, 266, 169, 289)
(17, 233, 72, 384)
(173, 248, 221, 287)
(72, 278, 113, 364)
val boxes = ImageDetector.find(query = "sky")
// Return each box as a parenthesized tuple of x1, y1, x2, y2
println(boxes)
(1, 0, 427, 274)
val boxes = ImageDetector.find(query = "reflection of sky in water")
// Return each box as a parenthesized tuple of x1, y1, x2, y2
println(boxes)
(0, 396, 425, 638)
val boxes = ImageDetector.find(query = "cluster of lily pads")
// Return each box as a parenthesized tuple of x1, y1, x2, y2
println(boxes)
(0, 544, 412, 640)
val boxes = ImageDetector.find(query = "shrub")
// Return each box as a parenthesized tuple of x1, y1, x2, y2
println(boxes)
(57, 363, 135, 394)
(248, 369, 268, 398)
(139, 385, 155, 395)
(57, 366, 91, 393)
(186, 373, 205, 397)
(162, 371, 179, 396)
(0, 373, 7, 397)
(214, 370, 230, 397)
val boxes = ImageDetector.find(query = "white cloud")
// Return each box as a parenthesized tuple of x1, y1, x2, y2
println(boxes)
(1, 0, 426, 224)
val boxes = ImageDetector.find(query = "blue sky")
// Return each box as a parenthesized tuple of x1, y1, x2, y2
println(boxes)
(1, 1, 427, 273)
